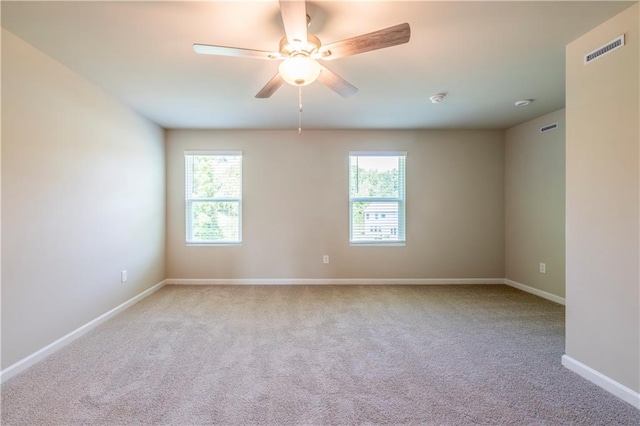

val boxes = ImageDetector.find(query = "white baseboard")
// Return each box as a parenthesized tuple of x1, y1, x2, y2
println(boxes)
(504, 278, 565, 305)
(562, 355, 640, 409)
(165, 278, 505, 286)
(0, 280, 167, 384)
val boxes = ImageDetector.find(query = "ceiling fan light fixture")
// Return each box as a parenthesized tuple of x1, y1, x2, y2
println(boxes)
(279, 54, 322, 86)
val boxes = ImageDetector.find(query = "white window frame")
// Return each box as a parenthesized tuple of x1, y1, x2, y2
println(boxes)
(349, 151, 406, 246)
(185, 150, 242, 245)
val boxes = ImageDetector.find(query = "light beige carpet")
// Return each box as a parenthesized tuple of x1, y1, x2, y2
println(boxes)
(2, 284, 639, 425)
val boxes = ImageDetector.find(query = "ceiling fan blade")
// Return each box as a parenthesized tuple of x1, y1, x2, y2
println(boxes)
(317, 65, 358, 98)
(255, 73, 285, 98)
(193, 43, 281, 60)
(279, 0, 308, 45)
(320, 22, 411, 60)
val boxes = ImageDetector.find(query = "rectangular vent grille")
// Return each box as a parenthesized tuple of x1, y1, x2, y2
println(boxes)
(540, 123, 558, 133)
(584, 35, 625, 64)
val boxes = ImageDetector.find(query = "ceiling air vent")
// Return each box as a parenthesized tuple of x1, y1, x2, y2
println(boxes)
(584, 35, 625, 65)
(540, 123, 558, 133)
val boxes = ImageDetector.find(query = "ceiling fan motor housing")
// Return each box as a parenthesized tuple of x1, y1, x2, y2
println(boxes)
(279, 34, 321, 57)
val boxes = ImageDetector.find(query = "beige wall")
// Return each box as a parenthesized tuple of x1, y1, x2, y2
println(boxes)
(1, 30, 166, 368)
(565, 3, 639, 393)
(505, 109, 566, 299)
(166, 129, 505, 280)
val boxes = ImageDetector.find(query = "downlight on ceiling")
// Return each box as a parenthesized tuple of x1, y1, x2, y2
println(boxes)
(515, 99, 534, 107)
(430, 93, 446, 103)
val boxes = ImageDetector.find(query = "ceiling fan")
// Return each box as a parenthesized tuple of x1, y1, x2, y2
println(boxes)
(193, 0, 411, 99)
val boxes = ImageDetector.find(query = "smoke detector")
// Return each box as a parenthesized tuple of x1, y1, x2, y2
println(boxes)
(515, 99, 533, 107)
(430, 93, 446, 104)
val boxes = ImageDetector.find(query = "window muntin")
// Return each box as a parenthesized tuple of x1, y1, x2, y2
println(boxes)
(185, 152, 242, 244)
(349, 153, 406, 245)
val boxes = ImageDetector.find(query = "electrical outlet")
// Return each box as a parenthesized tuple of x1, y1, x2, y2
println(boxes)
(539, 263, 546, 274)
(323, 255, 329, 264)
(121, 270, 128, 282)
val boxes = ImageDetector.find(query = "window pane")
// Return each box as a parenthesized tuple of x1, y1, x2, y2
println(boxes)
(185, 152, 242, 244)
(349, 153, 405, 244)
(189, 201, 240, 242)
(190, 155, 241, 199)
(350, 155, 401, 198)
(351, 201, 401, 242)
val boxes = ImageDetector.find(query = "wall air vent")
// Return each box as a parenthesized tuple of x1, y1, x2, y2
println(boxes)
(540, 123, 558, 133)
(584, 35, 625, 65)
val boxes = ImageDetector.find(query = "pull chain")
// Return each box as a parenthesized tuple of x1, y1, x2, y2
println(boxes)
(298, 86, 303, 135)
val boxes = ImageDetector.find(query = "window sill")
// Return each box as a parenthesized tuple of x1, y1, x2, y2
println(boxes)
(186, 242, 242, 247)
(350, 242, 406, 247)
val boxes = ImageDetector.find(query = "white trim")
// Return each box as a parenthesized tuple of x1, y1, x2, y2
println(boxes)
(184, 150, 242, 156)
(186, 242, 242, 247)
(349, 151, 407, 156)
(165, 278, 504, 286)
(504, 278, 565, 305)
(0, 280, 167, 384)
(350, 242, 406, 247)
(562, 355, 640, 409)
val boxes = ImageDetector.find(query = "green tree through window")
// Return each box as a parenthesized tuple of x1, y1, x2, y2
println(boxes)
(349, 153, 406, 244)
(185, 152, 242, 244)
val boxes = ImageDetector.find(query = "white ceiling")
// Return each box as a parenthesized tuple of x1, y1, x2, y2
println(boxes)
(2, 1, 635, 130)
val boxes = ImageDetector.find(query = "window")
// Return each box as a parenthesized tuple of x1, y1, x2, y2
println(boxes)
(349, 152, 406, 245)
(185, 151, 242, 244)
